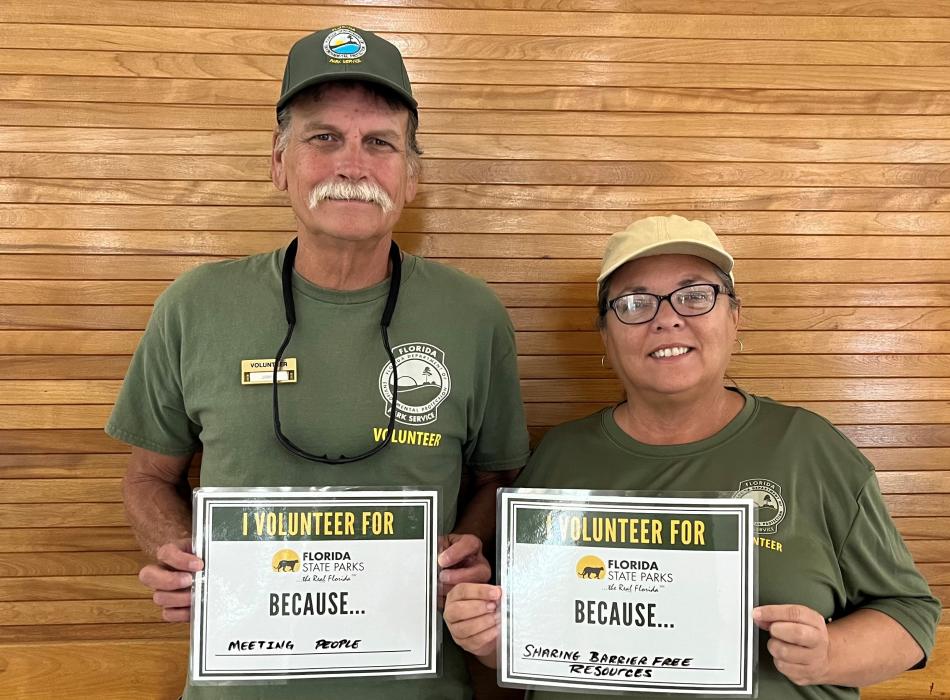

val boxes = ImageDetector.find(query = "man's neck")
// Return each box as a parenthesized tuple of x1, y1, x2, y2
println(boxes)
(292, 233, 394, 291)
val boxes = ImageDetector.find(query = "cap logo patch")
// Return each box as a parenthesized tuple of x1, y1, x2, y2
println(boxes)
(323, 27, 367, 62)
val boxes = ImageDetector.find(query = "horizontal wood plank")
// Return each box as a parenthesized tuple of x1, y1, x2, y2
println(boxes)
(0, 478, 122, 503)
(0, 551, 149, 577)
(0, 639, 187, 699)
(2, 280, 946, 308)
(3, 353, 948, 382)
(0, 528, 138, 553)
(525, 401, 950, 426)
(896, 518, 950, 540)
(0, 453, 131, 478)
(0, 621, 185, 643)
(5, 377, 949, 406)
(0, 329, 947, 355)
(521, 378, 950, 402)
(7, 4, 950, 42)
(8, 206, 950, 236)
(0, 599, 159, 626)
(0, 503, 127, 527)
(13, 154, 950, 189)
(0, 399, 947, 430)
(5, 254, 950, 284)
(515, 331, 950, 355)
(866, 449, 950, 472)
(157, 0, 950, 17)
(0, 574, 146, 601)
(12, 127, 950, 162)
(0, 380, 122, 404)
(521, 355, 950, 379)
(7, 304, 950, 332)
(0, 430, 132, 454)
(11, 49, 950, 91)
(14, 180, 950, 215)
(5, 424, 946, 453)
(5, 23, 950, 64)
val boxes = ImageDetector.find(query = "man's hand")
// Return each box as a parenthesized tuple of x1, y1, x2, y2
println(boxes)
(139, 537, 204, 622)
(437, 533, 490, 608)
(443, 583, 501, 665)
(754, 604, 830, 686)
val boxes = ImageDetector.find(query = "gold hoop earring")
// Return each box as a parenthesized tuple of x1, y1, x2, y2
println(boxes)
(601, 355, 610, 368)
(734, 338, 744, 353)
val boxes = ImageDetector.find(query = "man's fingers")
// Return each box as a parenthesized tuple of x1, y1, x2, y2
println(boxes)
(139, 564, 193, 592)
(156, 541, 203, 573)
(153, 589, 193, 609)
(753, 604, 824, 630)
(140, 543, 200, 624)
(161, 606, 192, 623)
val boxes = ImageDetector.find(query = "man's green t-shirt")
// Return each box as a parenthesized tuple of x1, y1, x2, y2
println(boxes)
(106, 248, 530, 699)
(514, 390, 938, 700)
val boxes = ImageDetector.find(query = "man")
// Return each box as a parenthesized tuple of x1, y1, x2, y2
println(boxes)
(107, 26, 529, 699)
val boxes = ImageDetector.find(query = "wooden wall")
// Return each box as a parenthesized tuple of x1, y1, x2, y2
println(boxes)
(1, 1, 948, 697)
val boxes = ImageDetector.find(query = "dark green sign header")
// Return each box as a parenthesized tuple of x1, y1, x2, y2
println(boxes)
(210, 505, 426, 542)
(515, 508, 740, 551)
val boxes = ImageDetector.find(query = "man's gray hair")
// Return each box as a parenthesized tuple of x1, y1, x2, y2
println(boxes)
(275, 81, 422, 177)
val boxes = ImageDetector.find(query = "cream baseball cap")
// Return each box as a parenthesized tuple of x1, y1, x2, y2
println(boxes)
(598, 215, 735, 288)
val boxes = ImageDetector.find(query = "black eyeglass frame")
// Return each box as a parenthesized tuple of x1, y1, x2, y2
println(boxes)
(607, 283, 734, 326)
(272, 237, 401, 465)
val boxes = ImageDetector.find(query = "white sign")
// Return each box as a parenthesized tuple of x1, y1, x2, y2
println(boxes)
(190, 489, 438, 683)
(499, 490, 755, 695)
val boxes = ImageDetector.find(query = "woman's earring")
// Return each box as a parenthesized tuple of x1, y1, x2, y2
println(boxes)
(601, 355, 610, 368)
(734, 338, 744, 353)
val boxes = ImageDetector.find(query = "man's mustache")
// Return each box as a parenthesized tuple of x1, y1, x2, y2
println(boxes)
(308, 180, 394, 214)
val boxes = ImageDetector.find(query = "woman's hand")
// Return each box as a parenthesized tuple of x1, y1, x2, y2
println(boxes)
(437, 534, 491, 608)
(444, 583, 502, 666)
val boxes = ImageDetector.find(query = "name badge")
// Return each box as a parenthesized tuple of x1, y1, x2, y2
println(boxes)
(241, 358, 297, 385)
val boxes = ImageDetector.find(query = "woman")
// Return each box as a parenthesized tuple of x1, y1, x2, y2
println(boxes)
(444, 215, 939, 698)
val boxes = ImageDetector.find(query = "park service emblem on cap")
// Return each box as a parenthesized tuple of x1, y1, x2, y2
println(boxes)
(323, 27, 367, 61)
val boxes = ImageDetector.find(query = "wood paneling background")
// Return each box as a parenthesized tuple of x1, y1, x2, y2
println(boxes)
(1, 1, 948, 697)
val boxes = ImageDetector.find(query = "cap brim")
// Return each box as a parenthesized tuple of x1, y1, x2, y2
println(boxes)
(277, 73, 417, 113)
(597, 240, 734, 283)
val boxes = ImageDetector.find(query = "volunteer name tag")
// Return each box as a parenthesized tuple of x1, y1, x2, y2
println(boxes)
(241, 358, 297, 385)
(499, 489, 756, 695)
(190, 488, 439, 683)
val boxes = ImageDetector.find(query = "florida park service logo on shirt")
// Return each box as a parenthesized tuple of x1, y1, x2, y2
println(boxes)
(733, 479, 786, 534)
(378, 343, 451, 426)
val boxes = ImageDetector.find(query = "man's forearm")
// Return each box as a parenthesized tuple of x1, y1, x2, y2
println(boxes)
(122, 448, 194, 557)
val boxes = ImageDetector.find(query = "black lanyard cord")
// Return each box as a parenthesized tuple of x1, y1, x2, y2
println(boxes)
(272, 238, 401, 464)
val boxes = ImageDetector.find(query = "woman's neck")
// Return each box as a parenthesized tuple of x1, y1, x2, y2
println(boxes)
(614, 386, 745, 445)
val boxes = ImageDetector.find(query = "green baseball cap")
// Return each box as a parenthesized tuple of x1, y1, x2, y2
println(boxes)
(277, 26, 417, 115)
